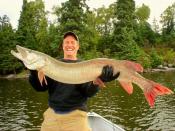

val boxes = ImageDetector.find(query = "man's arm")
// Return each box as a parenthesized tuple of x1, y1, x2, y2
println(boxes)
(79, 65, 120, 97)
(78, 82, 100, 97)
(29, 70, 48, 91)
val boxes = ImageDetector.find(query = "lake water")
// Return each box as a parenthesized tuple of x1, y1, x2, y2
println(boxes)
(0, 72, 175, 130)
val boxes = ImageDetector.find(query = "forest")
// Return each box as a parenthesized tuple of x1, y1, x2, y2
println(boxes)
(0, 0, 175, 75)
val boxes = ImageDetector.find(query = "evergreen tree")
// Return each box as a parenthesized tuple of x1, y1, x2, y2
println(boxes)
(57, 0, 87, 33)
(54, 0, 95, 55)
(16, 0, 48, 51)
(0, 15, 21, 74)
(113, 0, 141, 60)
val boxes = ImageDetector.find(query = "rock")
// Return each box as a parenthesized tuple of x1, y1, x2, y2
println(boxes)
(163, 66, 169, 70)
(157, 65, 163, 69)
(168, 64, 173, 68)
(6, 74, 16, 79)
(163, 62, 168, 66)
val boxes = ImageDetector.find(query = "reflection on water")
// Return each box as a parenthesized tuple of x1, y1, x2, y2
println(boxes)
(0, 71, 175, 130)
(88, 71, 175, 130)
(0, 78, 48, 130)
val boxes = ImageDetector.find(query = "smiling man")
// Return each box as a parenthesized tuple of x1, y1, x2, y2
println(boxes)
(29, 31, 119, 131)
(62, 32, 79, 60)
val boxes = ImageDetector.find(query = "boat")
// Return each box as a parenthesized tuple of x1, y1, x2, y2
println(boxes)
(88, 112, 125, 131)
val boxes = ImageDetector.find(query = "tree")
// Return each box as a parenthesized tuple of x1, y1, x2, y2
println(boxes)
(113, 0, 142, 61)
(0, 15, 21, 74)
(54, 0, 98, 56)
(160, 3, 175, 47)
(82, 4, 116, 56)
(152, 17, 160, 33)
(134, 4, 157, 46)
(160, 3, 175, 35)
(17, 0, 48, 52)
(95, 4, 116, 36)
(135, 4, 150, 22)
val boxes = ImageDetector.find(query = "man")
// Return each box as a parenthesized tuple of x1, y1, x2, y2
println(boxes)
(29, 31, 119, 131)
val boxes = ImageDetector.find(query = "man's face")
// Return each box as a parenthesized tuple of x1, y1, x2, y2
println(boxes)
(62, 35, 79, 58)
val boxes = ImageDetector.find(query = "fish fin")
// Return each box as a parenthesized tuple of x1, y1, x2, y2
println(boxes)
(144, 81, 173, 107)
(125, 61, 143, 72)
(43, 75, 48, 85)
(119, 81, 133, 94)
(38, 70, 47, 86)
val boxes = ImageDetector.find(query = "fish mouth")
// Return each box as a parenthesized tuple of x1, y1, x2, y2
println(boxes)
(16, 45, 29, 58)
(11, 45, 30, 61)
(11, 45, 40, 66)
(11, 50, 23, 60)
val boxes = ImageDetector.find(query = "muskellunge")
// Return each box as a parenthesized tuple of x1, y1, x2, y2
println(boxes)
(11, 45, 173, 107)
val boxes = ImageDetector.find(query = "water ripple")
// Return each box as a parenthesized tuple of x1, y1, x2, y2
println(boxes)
(1, 72, 175, 130)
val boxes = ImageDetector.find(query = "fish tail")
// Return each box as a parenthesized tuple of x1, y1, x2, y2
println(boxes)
(143, 80, 173, 107)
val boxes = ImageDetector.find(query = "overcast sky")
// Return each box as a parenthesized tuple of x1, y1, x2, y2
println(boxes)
(0, 0, 175, 29)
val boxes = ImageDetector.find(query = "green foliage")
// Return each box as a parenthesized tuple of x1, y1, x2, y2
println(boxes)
(138, 55, 151, 69)
(0, 15, 22, 74)
(160, 3, 175, 35)
(17, 0, 48, 51)
(115, 0, 136, 29)
(47, 23, 62, 57)
(135, 22, 157, 46)
(149, 49, 163, 68)
(137, 50, 151, 68)
(57, 0, 88, 32)
(54, 0, 97, 56)
(135, 4, 155, 46)
(2, 0, 175, 75)
(97, 34, 113, 54)
(81, 49, 103, 60)
(94, 4, 116, 35)
(162, 49, 175, 64)
(152, 18, 160, 33)
(135, 4, 150, 22)
(114, 28, 142, 61)
(113, 0, 143, 61)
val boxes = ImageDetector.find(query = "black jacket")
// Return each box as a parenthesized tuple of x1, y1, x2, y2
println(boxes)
(29, 59, 99, 112)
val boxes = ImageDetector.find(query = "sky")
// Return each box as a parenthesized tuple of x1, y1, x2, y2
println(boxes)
(0, 0, 175, 29)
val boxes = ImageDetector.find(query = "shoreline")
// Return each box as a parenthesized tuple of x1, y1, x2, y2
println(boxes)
(1, 67, 175, 79)
(0, 73, 29, 79)
(144, 67, 175, 73)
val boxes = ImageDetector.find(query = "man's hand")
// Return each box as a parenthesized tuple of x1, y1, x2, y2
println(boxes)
(99, 65, 120, 82)
(93, 65, 120, 88)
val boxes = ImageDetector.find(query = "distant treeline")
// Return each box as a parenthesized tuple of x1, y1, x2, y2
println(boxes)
(0, 0, 175, 75)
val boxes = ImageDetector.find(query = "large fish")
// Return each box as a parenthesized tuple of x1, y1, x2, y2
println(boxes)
(11, 45, 173, 107)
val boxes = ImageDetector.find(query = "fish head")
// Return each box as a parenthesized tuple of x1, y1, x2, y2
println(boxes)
(11, 45, 46, 70)
(22, 52, 46, 70)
